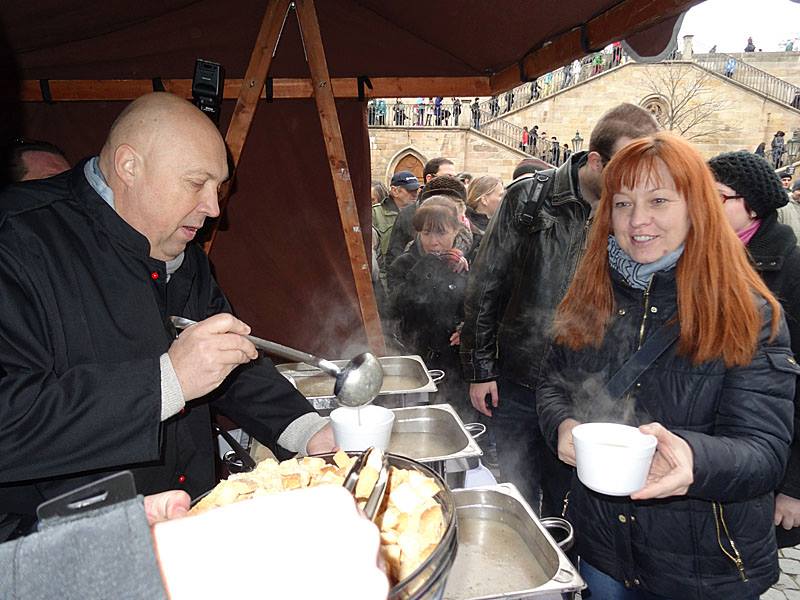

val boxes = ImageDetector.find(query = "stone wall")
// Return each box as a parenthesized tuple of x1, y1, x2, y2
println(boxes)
(499, 62, 800, 157)
(368, 126, 528, 184)
(368, 58, 800, 181)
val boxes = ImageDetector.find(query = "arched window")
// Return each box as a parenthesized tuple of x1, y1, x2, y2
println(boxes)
(640, 95, 669, 126)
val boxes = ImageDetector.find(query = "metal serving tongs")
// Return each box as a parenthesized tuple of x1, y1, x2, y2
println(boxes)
(342, 447, 390, 522)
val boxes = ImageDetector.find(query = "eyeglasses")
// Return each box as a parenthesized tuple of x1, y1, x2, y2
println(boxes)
(719, 193, 743, 204)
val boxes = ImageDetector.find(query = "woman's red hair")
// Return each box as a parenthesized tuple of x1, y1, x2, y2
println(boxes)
(553, 132, 780, 367)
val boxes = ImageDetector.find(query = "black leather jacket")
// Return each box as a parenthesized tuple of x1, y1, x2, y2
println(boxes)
(460, 152, 591, 386)
(537, 269, 799, 599)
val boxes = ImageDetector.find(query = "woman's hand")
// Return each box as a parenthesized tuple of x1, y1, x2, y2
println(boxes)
(631, 422, 694, 500)
(557, 418, 581, 466)
(440, 249, 469, 273)
(449, 322, 463, 346)
(775, 493, 800, 530)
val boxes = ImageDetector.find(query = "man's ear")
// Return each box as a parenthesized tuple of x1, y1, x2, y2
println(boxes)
(587, 151, 605, 173)
(114, 144, 139, 187)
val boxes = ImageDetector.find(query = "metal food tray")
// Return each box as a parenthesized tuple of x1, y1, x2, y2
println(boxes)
(387, 404, 483, 473)
(276, 355, 438, 411)
(444, 484, 584, 599)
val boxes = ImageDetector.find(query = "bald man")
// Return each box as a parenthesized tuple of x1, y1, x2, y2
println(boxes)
(0, 93, 334, 541)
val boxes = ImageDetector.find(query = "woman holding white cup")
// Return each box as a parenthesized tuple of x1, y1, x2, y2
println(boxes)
(537, 133, 799, 600)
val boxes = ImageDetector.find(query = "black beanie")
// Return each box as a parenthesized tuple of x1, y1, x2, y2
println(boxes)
(708, 151, 788, 218)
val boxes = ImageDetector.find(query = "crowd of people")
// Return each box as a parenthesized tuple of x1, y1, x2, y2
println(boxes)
(371, 101, 800, 599)
(3, 85, 800, 599)
(367, 43, 629, 135)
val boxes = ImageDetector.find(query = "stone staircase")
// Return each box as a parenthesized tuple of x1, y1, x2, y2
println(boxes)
(369, 49, 800, 160)
(693, 52, 800, 111)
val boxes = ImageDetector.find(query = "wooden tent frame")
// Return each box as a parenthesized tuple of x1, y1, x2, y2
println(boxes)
(14, 0, 702, 356)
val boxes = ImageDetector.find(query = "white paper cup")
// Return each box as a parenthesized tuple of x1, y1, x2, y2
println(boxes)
(572, 422, 657, 496)
(330, 405, 395, 451)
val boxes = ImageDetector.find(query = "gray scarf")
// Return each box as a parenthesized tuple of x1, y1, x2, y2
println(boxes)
(607, 235, 684, 290)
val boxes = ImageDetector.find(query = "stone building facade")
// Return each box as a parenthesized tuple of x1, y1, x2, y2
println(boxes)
(369, 53, 800, 184)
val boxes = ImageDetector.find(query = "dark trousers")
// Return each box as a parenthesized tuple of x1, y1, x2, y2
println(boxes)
(493, 377, 573, 516)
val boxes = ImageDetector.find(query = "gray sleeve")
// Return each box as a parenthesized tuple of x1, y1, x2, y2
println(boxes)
(160, 352, 186, 421)
(0, 498, 167, 600)
(277, 412, 329, 455)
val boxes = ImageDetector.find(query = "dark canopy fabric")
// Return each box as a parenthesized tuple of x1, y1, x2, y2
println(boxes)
(0, 0, 699, 356)
(4, 1, 693, 80)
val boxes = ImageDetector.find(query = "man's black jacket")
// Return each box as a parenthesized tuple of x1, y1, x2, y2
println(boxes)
(0, 164, 315, 535)
(460, 152, 591, 387)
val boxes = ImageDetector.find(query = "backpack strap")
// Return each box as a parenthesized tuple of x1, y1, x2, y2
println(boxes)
(516, 168, 556, 232)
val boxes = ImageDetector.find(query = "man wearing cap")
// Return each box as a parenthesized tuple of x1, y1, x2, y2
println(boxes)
(372, 171, 419, 285)
(779, 179, 800, 242)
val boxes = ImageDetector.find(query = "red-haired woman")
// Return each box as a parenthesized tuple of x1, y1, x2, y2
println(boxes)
(537, 133, 799, 599)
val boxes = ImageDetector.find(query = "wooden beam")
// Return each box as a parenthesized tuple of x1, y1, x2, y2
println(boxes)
(204, 0, 292, 254)
(17, 76, 490, 101)
(294, 0, 385, 355)
(490, 0, 704, 92)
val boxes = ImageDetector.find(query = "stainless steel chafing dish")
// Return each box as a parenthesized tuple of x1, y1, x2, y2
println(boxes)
(276, 355, 441, 413)
(387, 404, 483, 482)
(444, 484, 584, 599)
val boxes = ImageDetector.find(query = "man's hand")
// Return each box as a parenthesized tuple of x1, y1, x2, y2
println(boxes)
(631, 422, 694, 500)
(469, 381, 498, 417)
(775, 493, 800, 530)
(144, 490, 190, 525)
(557, 418, 581, 466)
(168, 313, 258, 401)
(306, 424, 336, 455)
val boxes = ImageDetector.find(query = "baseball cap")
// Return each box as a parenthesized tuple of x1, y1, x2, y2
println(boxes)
(390, 171, 420, 191)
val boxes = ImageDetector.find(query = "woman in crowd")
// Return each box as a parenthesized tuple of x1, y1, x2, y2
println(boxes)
(464, 175, 504, 250)
(537, 133, 798, 599)
(388, 199, 471, 419)
(370, 180, 388, 205)
(708, 150, 800, 550)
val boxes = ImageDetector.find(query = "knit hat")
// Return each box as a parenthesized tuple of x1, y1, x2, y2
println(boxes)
(707, 151, 788, 217)
(419, 175, 467, 201)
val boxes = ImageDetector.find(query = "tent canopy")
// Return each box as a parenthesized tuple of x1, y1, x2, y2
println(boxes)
(0, 0, 702, 356)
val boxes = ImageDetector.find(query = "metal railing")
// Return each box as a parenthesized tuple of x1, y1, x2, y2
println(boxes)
(366, 47, 630, 130)
(476, 49, 628, 118)
(693, 52, 800, 109)
(367, 47, 800, 169)
(367, 99, 570, 164)
(368, 100, 468, 127)
(475, 107, 570, 164)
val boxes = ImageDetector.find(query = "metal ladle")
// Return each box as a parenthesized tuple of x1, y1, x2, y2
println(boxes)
(169, 316, 384, 407)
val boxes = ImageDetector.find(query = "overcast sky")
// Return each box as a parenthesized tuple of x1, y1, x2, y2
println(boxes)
(679, 0, 800, 53)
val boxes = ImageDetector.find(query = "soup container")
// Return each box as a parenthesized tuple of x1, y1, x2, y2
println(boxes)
(330, 405, 395, 451)
(572, 422, 657, 496)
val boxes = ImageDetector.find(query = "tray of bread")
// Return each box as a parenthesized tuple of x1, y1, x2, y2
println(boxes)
(190, 450, 458, 599)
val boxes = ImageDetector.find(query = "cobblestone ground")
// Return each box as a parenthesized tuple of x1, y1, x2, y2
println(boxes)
(763, 548, 800, 599)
